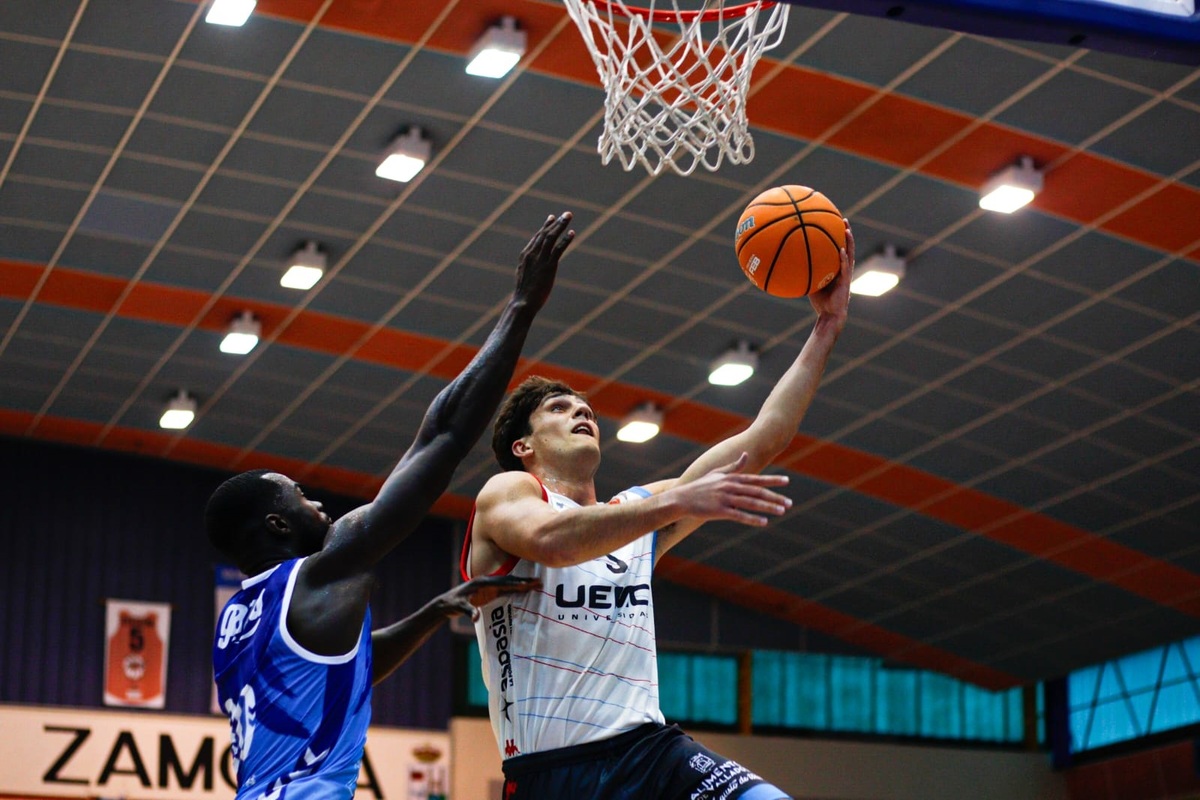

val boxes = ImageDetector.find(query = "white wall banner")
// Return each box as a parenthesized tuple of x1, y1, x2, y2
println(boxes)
(0, 705, 451, 800)
(104, 599, 171, 709)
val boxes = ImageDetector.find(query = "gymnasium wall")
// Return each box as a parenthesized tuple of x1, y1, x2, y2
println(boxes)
(449, 716, 1068, 800)
(0, 436, 459, 728)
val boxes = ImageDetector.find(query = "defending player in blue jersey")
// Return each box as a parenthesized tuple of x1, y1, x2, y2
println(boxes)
(206, 213, 575, 800)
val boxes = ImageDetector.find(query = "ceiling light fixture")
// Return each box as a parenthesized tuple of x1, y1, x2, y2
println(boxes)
(466, 16, 527, 78)
(220, 310, 262, 355)
(850, 244, 906, 297)
(159, 390, 197, 430)
(376, 127, 432, 183)
(708, 340, 758, 387)
(616, 402, 663, 444)
(281, 241, 326, 290)
(979, 156, 1043, 214)
(205, 0, 256, 26)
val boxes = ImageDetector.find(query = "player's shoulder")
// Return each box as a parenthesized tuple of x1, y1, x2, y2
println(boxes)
(478, 470, 543, 505)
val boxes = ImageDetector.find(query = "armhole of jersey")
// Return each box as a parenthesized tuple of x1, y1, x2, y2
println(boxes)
(241, 563, 279, 590)
(614, 485, 656, 570)
(279, 557, 361, 665)
(460, 507, 478, 582)
(460, 492, 527, 581)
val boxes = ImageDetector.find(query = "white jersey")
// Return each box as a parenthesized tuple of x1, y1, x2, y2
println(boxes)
(461, 482, 665, 760)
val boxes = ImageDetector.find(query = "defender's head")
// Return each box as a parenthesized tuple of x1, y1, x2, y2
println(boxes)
(205, 469, 331, 571)
(492, 376, 594, 472)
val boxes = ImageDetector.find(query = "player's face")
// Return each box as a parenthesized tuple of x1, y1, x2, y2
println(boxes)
(262, 473, 331, 553)
(527, 393, 598, 460)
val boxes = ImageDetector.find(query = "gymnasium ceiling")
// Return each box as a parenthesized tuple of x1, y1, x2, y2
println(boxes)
(1, 0, 1198, 690)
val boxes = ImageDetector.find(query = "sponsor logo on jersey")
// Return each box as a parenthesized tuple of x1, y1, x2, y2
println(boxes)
(490, 605, 513, 693)
(688, 760, 761, 800)
(604, 554, 629, 574)
(554, 583, 649, 609)
(216, 589, 264, 649)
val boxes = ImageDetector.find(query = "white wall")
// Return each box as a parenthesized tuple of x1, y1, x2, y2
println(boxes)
(449, 717, 1067, 800)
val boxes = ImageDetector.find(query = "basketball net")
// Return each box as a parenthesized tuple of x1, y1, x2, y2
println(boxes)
(563, 0, 789, 176)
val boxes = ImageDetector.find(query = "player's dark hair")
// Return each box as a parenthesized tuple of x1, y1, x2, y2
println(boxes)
(205, 469, 284, 559)
(492, 376, 584, 472)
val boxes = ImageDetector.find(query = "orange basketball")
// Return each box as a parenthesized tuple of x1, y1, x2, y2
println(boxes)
(734, 186, 845, 298)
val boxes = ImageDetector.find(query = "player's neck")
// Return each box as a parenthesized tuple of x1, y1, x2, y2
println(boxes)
(242, 553, 288, 578)
(533, 466, 597, 507)
(239, 537, 305, 578)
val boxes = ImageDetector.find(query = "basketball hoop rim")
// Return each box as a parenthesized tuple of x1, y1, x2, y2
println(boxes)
(587, 0, 777, 23)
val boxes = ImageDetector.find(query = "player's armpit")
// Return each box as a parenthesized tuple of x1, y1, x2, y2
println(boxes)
(472, 472, 561, 568)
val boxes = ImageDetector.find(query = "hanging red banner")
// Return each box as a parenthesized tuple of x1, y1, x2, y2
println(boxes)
(103, 599, 171, 709)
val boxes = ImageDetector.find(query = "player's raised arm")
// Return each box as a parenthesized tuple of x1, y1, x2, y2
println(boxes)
(471, 455, 790, 571)
(310, 214, 575, 582)
(653, 221, 854, 558)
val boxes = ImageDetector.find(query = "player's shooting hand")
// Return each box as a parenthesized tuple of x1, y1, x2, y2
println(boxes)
(809, 219, 853, 325)
(670, 452, 791, 527)
(515, 212, 575, 310)
(439, 576, 543, 621)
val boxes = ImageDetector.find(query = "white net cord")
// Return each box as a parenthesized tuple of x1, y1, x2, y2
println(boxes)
(563, 0, 790, 176)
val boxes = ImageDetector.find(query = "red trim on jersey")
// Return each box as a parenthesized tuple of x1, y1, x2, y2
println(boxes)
(458, 476, 550, 581)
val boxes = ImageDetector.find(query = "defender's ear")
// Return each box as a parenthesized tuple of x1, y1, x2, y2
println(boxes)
(512, 437, 533, 460)
(265, 513, 290, 537)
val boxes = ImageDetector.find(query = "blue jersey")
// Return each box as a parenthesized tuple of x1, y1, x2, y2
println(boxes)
(213, 558, 373, 800)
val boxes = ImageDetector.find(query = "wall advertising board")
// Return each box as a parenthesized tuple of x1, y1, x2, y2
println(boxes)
(0, 705, 450, 800)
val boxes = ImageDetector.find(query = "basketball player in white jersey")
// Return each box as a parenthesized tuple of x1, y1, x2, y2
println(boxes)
(462, 223, 855, 799)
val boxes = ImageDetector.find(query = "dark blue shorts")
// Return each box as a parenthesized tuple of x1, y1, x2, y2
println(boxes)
(501, 723, 790, 800)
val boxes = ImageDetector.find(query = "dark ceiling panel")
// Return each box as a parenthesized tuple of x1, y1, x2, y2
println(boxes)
(437, 126, 562, 187)
(949, 210, 1081, 268)
(285, 28, 407, 96)
(483, 72, 603, 141)
(149, 66, 266, 129)
(220, 135, 326, 183)
(995, 69, 1155, 147)
(9, 141, 109, 188)
(0, 39, 59, 95)
(897, 37, 1053, 116)
(1093, 101, 1200, 178)
(796, 11, 955, 88)
(247, 84, 366, 147)
(859, 173, 979, 237)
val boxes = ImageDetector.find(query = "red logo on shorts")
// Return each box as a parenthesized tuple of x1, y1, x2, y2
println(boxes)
(504, 739, 520, 757)
(505, 779, 519, 799)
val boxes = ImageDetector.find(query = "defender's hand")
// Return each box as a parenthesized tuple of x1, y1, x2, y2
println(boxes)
(515, 212, 575, 310)
(439, 576, 543, 620)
